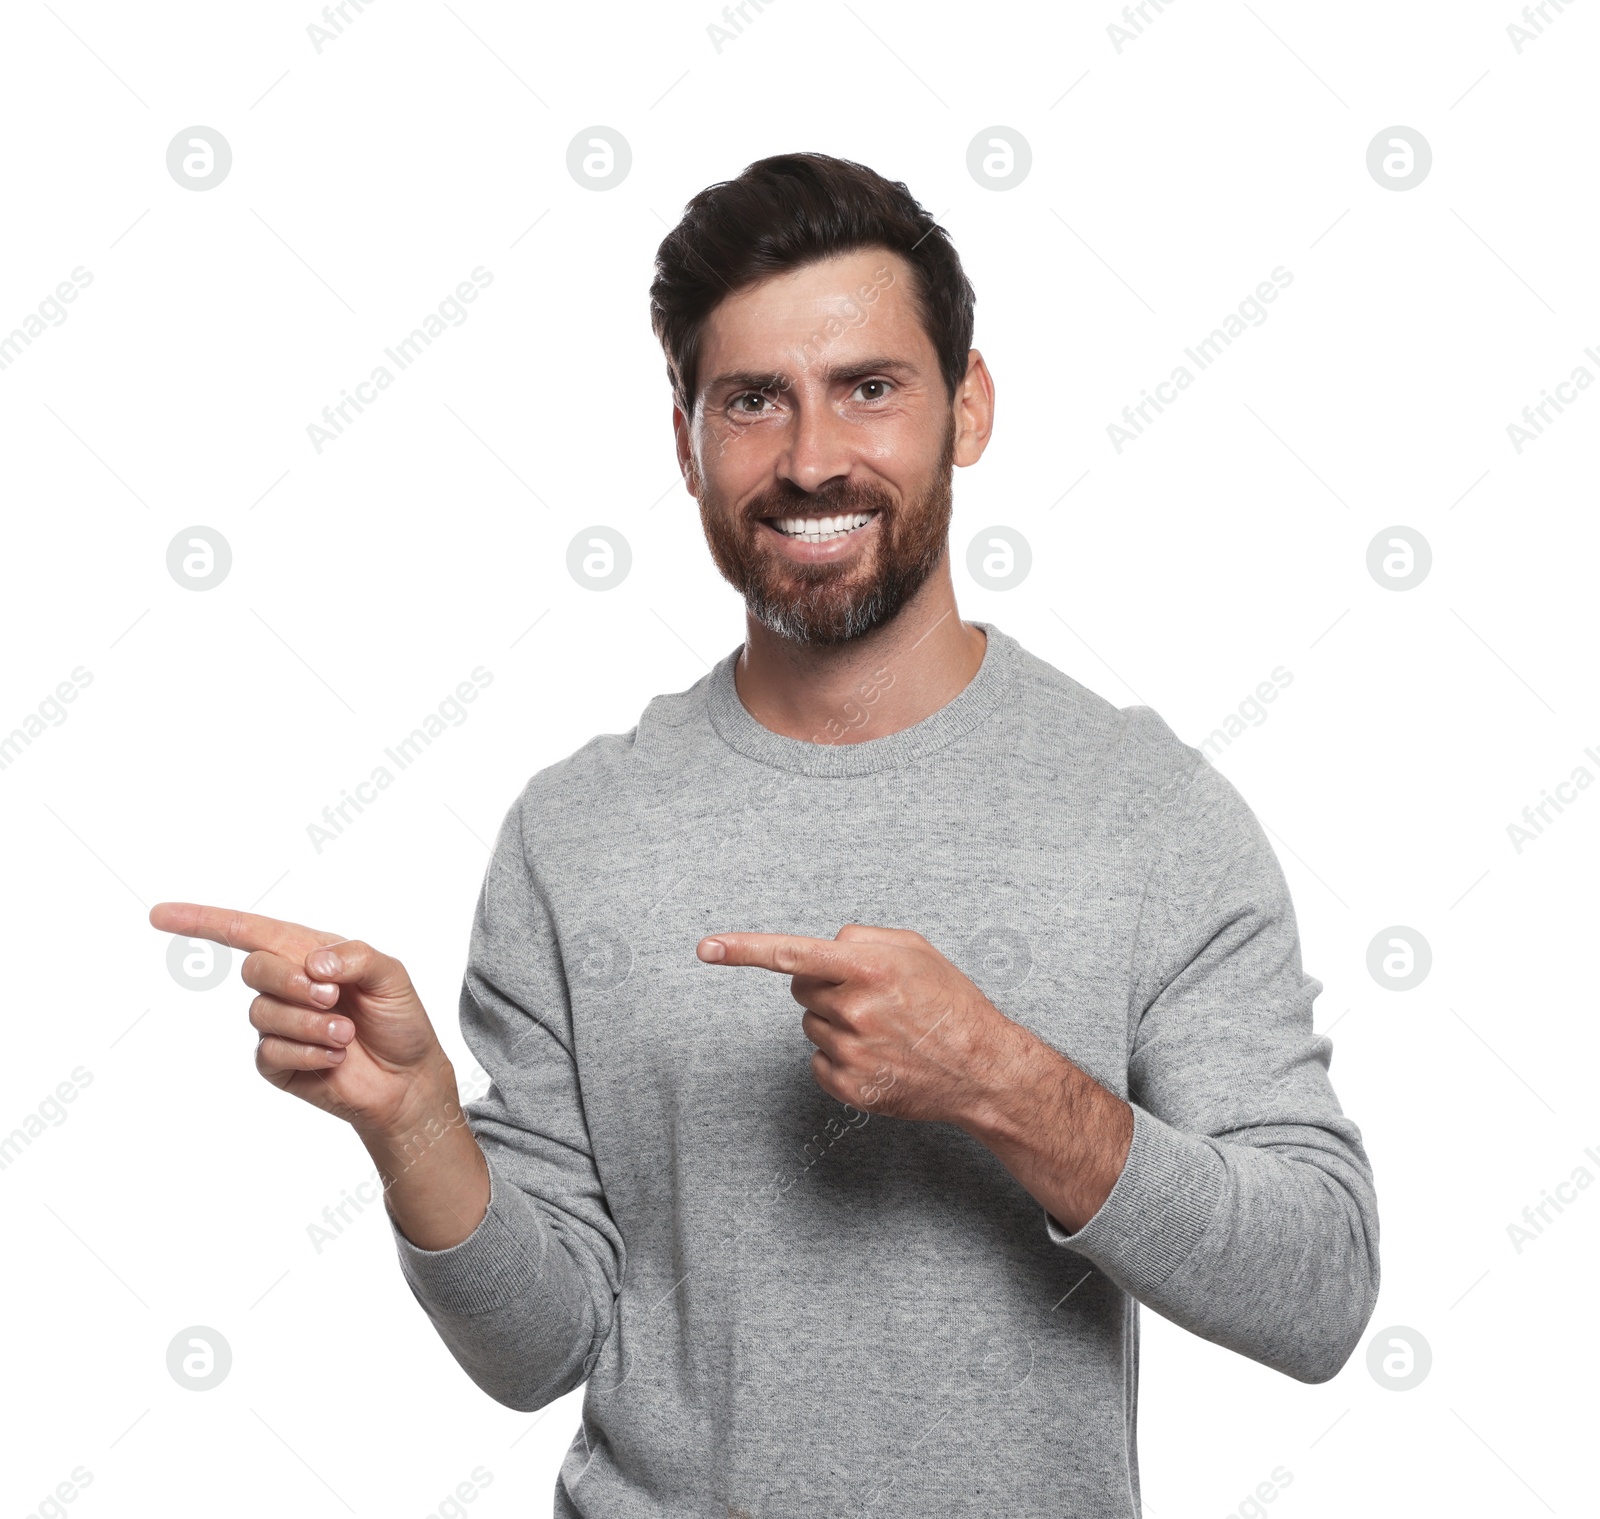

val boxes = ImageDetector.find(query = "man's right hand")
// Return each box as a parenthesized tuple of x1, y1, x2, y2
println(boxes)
(150, 901, 444, 1137)
(149, 902, 492, 1249)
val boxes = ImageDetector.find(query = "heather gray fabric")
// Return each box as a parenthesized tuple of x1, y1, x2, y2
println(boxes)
(387, 621, 1380, 1518)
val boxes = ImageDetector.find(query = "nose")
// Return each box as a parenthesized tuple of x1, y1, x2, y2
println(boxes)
(775, 393, 853, 497)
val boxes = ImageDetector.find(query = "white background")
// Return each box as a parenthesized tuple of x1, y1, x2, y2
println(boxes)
(1, 1, 1595, 1515)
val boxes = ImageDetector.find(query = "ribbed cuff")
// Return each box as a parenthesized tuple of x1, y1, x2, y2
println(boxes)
(1044, 1103, 1225, 1294)
(389, 1156, 549, 1317)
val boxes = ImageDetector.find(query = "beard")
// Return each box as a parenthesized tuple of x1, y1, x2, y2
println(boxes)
(697, 421, 956, 647)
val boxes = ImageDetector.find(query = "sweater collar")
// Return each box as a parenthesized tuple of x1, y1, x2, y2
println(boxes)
(704, 620, 1014, 777)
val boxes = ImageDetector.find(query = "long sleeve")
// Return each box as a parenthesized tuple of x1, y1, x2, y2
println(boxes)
(386, 787, 625, 1411)
(1046, 753, 1381, 1383)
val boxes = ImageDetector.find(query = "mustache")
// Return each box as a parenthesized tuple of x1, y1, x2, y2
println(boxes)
(744, 480, 896, 521)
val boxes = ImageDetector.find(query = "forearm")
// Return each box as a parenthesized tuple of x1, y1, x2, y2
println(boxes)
(953, 1020, 1378, 1382)
(955, 1019, 1134, 1234)
(1069, 1112, 1380, 1382)
(357, 1058, 490, 1251)
(370, 1053, 619, 1413)
(385, 1151, 604, 1413)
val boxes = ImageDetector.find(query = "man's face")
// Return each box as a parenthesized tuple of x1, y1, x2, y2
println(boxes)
(678, 249, 965, 646)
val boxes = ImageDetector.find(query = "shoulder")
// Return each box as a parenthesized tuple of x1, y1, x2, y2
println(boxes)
(997, 631, 1278, 866)
(498, 660, 721, 861)
(1002, 632, 1204, 807)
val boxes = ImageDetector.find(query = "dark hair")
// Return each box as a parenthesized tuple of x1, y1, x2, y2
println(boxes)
(649, 152, 975, 417)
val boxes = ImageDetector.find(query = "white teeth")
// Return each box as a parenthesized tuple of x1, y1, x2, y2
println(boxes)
(772, 511, 875, 541)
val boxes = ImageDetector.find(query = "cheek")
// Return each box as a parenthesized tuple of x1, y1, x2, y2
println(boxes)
(701, 419, 773, 480)
(852, 411, 930, 470)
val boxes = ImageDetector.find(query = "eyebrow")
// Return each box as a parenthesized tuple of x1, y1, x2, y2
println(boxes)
(701, 356, 920, 398)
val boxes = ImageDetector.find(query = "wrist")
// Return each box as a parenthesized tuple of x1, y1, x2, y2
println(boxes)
(356, 1059, 466, 1165)
(954, 1013, 1054, 1143)
(957, 1020, 1136, 1234)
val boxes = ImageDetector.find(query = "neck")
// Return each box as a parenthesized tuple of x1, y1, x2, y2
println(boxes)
(732, 556, 988, 746)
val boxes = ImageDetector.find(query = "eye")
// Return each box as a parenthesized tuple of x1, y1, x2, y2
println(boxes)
(729, 388, 784, 419)
(852, 379, 893, 402)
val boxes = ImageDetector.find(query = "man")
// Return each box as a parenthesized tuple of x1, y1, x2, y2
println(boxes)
(151, 153, 1379, 1516)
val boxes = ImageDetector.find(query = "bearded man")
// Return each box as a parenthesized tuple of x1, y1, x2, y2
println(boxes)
(152, 151, 1379, 1519)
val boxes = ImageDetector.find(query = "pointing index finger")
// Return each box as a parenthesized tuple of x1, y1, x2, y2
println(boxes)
(697, 933, 853, 980)
(149, 901, 344, 962)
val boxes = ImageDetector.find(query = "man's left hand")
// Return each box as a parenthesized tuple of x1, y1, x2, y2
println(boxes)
(696, 923, 1025, 1130)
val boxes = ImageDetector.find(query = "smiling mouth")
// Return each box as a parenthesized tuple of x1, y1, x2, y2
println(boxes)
(760, 510, 879, 543)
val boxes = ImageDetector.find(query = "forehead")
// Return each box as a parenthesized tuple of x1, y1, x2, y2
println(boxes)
(696, 248, 931, 382)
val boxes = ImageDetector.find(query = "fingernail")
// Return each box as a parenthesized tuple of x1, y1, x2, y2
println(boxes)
(327, 1019, 354, 1044)
(310, 982, 339, 1005)
(700, 939, 726, 962)
(308, 950, 340, 977)
(325, 1046, 346, 1063)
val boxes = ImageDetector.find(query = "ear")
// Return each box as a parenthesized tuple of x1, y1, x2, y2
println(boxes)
(951, 349, 995, 468)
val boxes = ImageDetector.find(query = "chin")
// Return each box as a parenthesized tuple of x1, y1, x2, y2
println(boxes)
(748, 585, 902, 647)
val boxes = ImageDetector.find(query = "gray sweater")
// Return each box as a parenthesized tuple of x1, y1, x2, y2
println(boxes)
(388, 621, 1380, 1517)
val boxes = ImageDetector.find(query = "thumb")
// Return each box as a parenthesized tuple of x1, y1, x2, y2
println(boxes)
(304, 939, 416, 1002)
(835, 923, 918, 945)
